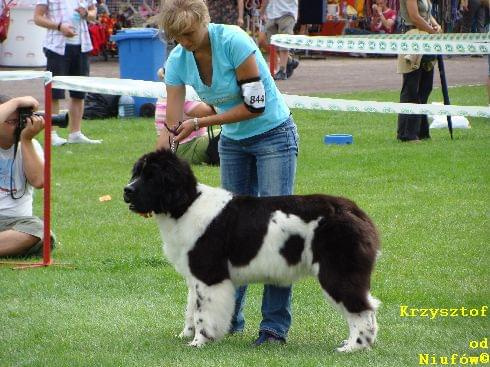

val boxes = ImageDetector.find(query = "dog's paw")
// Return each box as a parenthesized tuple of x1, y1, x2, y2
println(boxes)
(179, 326, 195, 339)
(188, 337, 206, 348)
(336, 339, 370, 353)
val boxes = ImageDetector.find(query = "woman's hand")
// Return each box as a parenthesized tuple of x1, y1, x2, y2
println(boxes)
(432, 23, 442, 33)
(174, 118, 196, 143)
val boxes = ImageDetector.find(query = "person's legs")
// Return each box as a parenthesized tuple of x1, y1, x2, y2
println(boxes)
(52, 99, 60, 114)
(264, 19, 282, 75)
(0, 216, 55, 257)
(44, 47, 68, 146)
(461, 0, 483, 32)
(473, 2, 487, 33)
(275, 15, 297, 80)
(68, 97, 84, 133)
(65, 46, 101, 144)
(397, 69, 423, 141)
(0, 229, 39, 257)
(218, 135, 258, 333)
(253, 117, 299, 341)
(417, 67, 434, 139)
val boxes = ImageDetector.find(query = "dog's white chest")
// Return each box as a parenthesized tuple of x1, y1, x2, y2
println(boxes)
(156, 184, 233, 276)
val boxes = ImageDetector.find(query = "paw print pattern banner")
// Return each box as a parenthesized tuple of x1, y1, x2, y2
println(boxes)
(271, 33, 490, 55)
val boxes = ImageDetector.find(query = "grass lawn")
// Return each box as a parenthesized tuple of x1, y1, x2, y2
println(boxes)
(0, 85, 488, 366)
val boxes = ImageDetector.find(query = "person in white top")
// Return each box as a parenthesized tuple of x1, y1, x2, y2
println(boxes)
(34, 0, 102, 146)
(0, 95, 55, 257)
(260, 0, 299, 80)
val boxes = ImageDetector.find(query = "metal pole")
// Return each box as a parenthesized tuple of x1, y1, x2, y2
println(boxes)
(436, 55, 453, 139)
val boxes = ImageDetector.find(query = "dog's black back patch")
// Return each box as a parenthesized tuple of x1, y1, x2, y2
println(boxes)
(280, 234, 305, 265)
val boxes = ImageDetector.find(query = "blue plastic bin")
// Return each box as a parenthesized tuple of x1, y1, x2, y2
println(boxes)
(111, 28, 166, 115)
(324, 134, 353, 145)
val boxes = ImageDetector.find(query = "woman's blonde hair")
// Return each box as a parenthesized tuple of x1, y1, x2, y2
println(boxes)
(158, 0, 210, 41)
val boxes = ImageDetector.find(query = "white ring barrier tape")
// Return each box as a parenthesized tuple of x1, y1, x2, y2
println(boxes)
(281, 94, 489, 118)
(0, 70, 52, 83)
(271, 33, 490, 55)
(1, 72, 488, 118)
(325, 33, 489, 41)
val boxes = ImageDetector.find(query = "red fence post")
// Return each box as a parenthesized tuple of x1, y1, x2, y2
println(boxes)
(43, 81, 52, 266)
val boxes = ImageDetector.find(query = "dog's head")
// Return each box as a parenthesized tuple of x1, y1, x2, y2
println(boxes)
(123, 149, 199, 218)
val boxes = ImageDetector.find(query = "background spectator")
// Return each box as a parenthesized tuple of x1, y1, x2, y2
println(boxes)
(207, 0, 245, 26)
(460, 0, 489, 34)
(345, 0, 396, 35)
(260, 0, 299, 80)
(397, 0, 442, 142)
(34, 0, 102, 146)
(0, 95, 55, 257)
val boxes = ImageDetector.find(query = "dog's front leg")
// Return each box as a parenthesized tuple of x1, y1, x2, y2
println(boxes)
(188, 279, 235, 347)
(179, 281, 196, 339)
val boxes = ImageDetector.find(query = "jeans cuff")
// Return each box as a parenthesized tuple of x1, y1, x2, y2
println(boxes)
(260, 327, 287, 340)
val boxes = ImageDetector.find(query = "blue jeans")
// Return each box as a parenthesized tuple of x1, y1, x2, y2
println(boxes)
(218, 117, 299, 339)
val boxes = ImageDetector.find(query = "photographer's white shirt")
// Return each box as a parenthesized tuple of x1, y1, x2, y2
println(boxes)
(0, 140, 44, 217)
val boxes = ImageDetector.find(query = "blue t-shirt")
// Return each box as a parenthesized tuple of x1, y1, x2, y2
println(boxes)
(164, 23, 290, 140)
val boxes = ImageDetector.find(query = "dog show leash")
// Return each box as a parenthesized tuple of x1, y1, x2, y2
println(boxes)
(163, 121, 182, 153)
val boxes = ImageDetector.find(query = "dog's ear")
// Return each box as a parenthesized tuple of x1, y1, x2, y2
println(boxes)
(151, 149, 199, 218)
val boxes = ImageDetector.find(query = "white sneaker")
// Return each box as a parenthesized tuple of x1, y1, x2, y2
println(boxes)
(51, 132, 67, 146)
(67, 132, 102, 144)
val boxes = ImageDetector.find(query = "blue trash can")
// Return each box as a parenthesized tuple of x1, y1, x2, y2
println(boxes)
(111, 28, 166, 116)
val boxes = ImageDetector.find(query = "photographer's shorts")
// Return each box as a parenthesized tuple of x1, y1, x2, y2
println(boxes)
(44, 45, 90, 100)
(265, 14, 296, 44)
(0, 215, 56, 257)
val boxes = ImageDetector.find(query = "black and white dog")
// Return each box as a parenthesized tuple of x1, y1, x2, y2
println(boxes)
(124, 149, 380, 352)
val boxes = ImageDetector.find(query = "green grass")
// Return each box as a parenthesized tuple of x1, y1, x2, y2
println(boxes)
(1, 85, 488, 366)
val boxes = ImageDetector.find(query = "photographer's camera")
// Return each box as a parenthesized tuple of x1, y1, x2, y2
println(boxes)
(18, 107, 69, 130)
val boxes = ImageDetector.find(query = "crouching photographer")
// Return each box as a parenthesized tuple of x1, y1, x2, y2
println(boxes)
(0, 95, 55, 257)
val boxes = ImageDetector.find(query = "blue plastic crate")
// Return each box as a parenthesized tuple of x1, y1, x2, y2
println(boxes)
(111, 28, 166, 115)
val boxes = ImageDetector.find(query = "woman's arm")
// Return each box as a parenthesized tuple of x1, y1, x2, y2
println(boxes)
(155, 84, 186, 150)
(429, 15, 442, 33)
(174, 53, 264, 142)
(406, 0, 437, 33)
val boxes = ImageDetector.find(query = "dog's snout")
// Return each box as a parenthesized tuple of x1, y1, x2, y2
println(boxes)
(123, 184, 135, 202)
